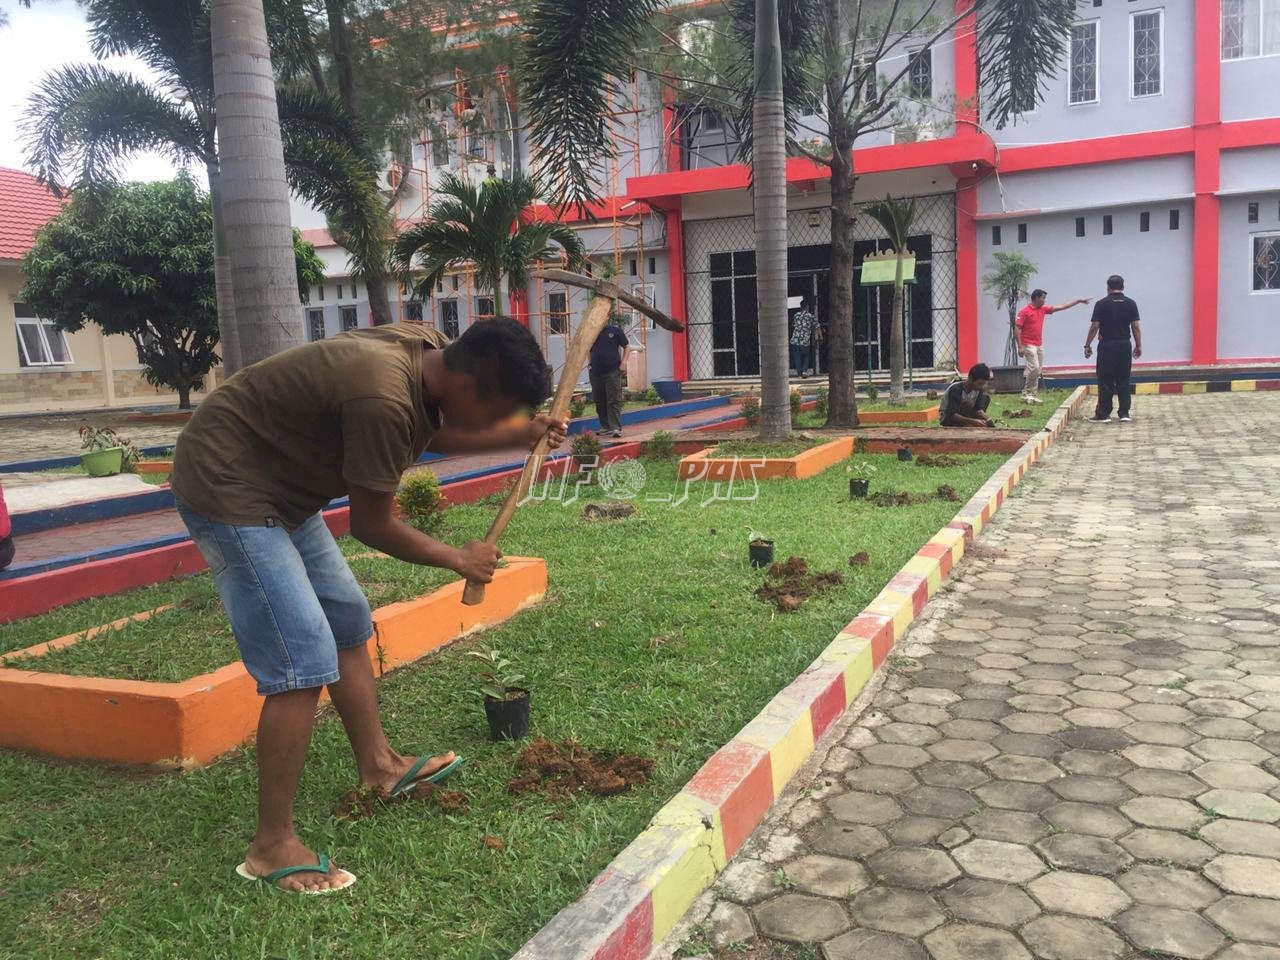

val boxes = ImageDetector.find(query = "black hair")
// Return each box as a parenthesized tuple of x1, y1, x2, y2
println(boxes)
(1107, 274, 1125, 291)
(800, 295, 814, 309)
(443, 317, 550, 407)
(968, 363, 992, 381)
(1031, 289, 1047, 300)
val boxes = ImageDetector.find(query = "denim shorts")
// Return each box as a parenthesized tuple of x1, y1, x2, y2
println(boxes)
(177, 503, 373, 695)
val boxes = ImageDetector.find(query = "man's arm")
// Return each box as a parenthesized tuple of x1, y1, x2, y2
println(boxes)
(1049, 297, 1091, 312)
(1084, 321, 1101, 358)
(1132, 320, 1143, 359)
(430, 415, 567, 454)
(347, 484, 499, 582)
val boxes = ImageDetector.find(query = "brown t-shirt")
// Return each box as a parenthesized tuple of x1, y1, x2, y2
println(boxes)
(171, 324, 450, 530)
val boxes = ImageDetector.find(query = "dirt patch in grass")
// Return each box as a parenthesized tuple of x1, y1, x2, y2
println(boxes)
(507, 739, 655, 800)
(936, 484, 959, 502)
(756, 556, 844, 612)
(1002, 408, 1034, 419)
(849, 551, 870, 567)
(583, 502, 636, 521)
(334, 782, 469, 822)
(869, 490, 929, 507)
(916, 453, 965, 467)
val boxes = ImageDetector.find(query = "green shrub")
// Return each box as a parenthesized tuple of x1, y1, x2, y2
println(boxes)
(866, 383, 879, 403)
(644, 386, 662, 406)
(789, 388, 802, 417)
(814, 386, 828, 418)
(646, 429, 675, 459)
(571, 432, 603, 478)
(569, 394, 587, 418)
(396, 472, 445, 532)
(740, 396, 761, 427)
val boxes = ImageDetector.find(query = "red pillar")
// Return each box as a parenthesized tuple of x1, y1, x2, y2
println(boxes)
(666, 203, 690, 381)
(1192, 0, 1222, 365)
(507, 287, 529, 326)
(953, 1, 981, 371)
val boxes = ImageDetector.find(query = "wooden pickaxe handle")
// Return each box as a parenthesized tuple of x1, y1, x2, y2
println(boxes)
(461, 295, 615, 606)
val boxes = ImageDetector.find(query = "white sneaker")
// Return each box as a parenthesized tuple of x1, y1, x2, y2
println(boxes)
(1027, 396, 1043, 405)
(1119, 415, 1132, 422)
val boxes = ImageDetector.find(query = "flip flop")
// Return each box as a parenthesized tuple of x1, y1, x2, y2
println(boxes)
(387, 754, 465, 800)
(235, 853, 356, 894)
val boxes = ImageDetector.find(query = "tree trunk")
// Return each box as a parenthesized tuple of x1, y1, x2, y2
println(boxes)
(753, 0, 791, 441)
(366, 272, 393, 325)
(206, 163, 242, 374)
(889, 252, 906, 404)
(177, 380, 193, 410)
(325, 0, 357, 114)
(822, 0, 858, 427)
(211, 0, 305, 367)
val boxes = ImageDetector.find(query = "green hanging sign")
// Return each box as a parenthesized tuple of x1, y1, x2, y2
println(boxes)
(861, 252, 917, 285)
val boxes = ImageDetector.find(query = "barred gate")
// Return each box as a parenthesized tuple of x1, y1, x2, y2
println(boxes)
(683, 192, 959, 380)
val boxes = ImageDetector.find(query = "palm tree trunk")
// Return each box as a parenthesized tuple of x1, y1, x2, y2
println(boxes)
(889, 252, 906, 404)
(211, 0, 305, 366)
(324, 0, 357, 115)
(366, 272, 393, 325)
(753, 0, 791, 441)
(206, 163, 242, 374)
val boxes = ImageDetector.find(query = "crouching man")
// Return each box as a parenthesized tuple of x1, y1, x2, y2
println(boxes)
(940, 363, 996, 428)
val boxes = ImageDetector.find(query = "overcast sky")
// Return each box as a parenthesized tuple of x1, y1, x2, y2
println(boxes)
(0, 0, 190, 182)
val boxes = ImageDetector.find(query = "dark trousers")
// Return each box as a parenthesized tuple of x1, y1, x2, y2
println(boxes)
(590, 369, 623, 433)
(1095, 340, 1133, 419)
(790, 343, 811, 374)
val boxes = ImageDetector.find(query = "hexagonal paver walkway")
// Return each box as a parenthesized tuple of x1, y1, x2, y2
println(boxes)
(670, 394, 1280, 960)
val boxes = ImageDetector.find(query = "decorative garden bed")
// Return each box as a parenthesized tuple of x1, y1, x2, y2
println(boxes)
(677, 437, 854, 482)
(0, 558, 546, 766)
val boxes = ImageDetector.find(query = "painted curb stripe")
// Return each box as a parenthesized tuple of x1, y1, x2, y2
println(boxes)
(511, 385, 1089, 960)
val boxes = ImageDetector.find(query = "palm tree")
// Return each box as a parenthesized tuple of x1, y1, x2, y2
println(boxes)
(863, 197, 918, 406)
(390, 173, 585, 308)
(212, 0, 304, 363)
(983, 251, 1038, 368)
(21, 0, 387, 372)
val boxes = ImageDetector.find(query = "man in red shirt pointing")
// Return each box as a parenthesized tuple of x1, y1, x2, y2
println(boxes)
(1015, 289, 1090, 404)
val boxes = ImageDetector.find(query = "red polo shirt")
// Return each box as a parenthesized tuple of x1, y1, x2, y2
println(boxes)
(1015, 303, 1056, 347)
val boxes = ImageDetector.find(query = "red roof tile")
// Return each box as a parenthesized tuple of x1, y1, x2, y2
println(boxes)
(299, 227, 336, 248)
(0, 167, 65, 262)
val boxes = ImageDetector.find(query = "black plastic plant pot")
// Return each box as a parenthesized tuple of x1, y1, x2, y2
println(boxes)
(850, 478, 870, 499)
(484, 688, 531, 742)
(897, 446, 913, 461)
(749, 539, 775, 568)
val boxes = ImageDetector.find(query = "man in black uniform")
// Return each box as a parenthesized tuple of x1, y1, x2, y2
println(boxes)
(1084, 275, 1143, 423)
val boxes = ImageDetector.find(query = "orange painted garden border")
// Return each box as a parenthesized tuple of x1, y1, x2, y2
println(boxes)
(0, 558, 546, 767)
(676, 437, 854, 482)
(854, 403, 941, 424)
(134, 460, 173, 474)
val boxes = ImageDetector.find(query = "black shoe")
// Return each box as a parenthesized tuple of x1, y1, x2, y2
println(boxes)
(1087, 416, 1111, 424)
(1119, 415, 1132, 422)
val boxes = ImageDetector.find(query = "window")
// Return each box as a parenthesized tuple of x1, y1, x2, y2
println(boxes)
(855, 58, 876, 104)
(628, 259, 637, 276)
(992, 225, 1002, 246)
(547, 291, 568, 335)
(1254, 234, 1280, 291)
(1017, 223, 1028, 243)
(1075, 217, 1086, 237)
(1222, 0, 1280, 59)
(336, 283, 344, 300)
(340, 306, 358, 331)
(1140, 211, 1151, 232)
(351, 282, 359, 299)
(1169, 209, 1180, 230)
(1103, 215, 1114, 235)
(1132, 10, 1163, 97)
(317, 284, 325, 301)
(431, 130, 450, 167)
(632, 282, 656, 331)
(1070, 21, 1100, 104)
(405, 301, 424, 323)
(648, 257, 656, 274)
(13, 303, 73, 367)
(307, 309, 326, 341)
(476, 297, 495, 320)
(440, 299, 460, 338)
(908, 48, 933, 100)
(701, 108, 724, 132)
(1249, 201, 1260, 222)
(451, 276, 459, 291)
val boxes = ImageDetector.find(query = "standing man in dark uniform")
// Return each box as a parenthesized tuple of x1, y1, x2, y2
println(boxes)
(1084, 275, 1143, 423)
(589, 316, 629, 438)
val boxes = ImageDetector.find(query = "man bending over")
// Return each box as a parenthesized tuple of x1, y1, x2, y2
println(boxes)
(941, 363, 996, 427)
(170, 319, 565, 894)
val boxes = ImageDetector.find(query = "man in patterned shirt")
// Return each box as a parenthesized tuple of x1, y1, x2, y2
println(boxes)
(790, 296, 818, 377)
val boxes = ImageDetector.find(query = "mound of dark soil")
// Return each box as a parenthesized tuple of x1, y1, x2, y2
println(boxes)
(756, 555, 844, 612)
(916, 454, 963, 467)
(507, 739, 654, 800)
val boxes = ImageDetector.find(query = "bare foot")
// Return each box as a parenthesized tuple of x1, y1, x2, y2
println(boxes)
(244, 836, 352, 893)
(364, 751, 458, 796)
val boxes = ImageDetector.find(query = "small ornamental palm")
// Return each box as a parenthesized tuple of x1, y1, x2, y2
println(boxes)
(390, 173, 585, 306)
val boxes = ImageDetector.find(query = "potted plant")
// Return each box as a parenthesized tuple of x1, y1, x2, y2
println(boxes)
(847, 461, 876, 499)
(897, 446, 913, 462)
(467, 648, 531, 741)
(748, 529, 774, 568)
(982, 252, 1038, 394)
(78, 424, 137, 477)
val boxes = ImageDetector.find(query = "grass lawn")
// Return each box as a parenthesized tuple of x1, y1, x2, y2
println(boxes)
(711, 437, 823, 459)
(1, 452, 1007, 959)
(795, 387, 1074, 433)
(39, 464, 170, 486)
